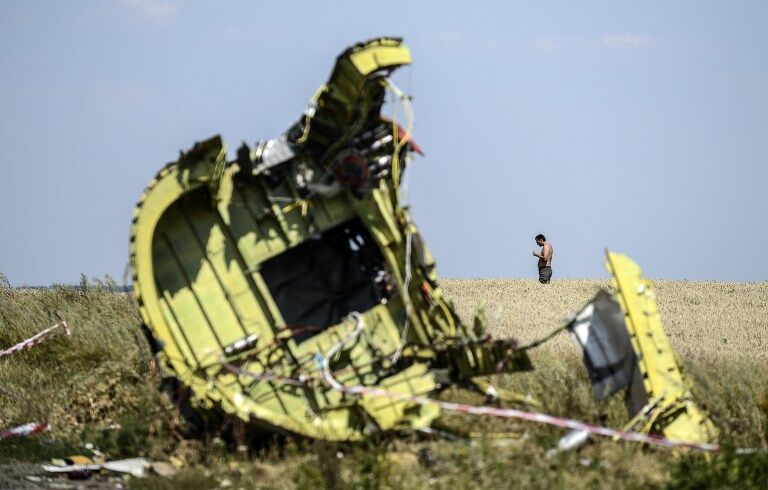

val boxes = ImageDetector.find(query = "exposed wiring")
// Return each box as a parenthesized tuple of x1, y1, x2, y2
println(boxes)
(315, 330, 727, 453)
(214, 314, 759, 455)
(315, 312, 366, 393)
(296, 84, 327, 145)
(390, 222, 413, 365)
(383, 78, 414, 193)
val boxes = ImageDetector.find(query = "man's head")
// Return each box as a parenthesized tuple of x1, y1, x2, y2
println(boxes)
(535, 234, 546, 246)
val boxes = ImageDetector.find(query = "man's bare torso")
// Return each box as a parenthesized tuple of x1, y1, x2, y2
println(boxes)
(538, 243, 553, 267)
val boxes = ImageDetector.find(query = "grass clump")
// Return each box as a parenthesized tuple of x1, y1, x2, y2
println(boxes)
(666, 448, 768, 489)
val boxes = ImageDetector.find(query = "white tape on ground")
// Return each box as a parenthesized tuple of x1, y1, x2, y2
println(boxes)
(0, 422, 50, 440)
(222, 313, 763, 454)
(0, 320, 71, 358)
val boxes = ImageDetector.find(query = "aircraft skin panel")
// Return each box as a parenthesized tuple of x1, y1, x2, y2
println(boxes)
(133, 160, 415, 438)
(127, 38, 559, 441)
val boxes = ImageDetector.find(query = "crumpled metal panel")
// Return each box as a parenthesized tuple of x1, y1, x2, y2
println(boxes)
(129, 37, 531, 441)
(568, 290, 640, 402)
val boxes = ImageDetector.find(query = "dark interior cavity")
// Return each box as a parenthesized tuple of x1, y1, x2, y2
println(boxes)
(260, 218, 389, 341)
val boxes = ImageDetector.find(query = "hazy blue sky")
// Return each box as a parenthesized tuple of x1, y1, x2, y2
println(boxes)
(1, 1, 766, 285)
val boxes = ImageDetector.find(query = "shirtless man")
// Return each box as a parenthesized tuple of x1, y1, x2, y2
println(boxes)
(533, 234, 553, 284)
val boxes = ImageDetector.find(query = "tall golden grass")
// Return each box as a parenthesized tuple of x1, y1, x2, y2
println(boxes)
(442, 279, 768, 366)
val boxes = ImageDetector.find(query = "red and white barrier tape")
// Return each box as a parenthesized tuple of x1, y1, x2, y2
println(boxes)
(0, 320, 71, 358)
(320, 365, 720, 450)
(222, 313, 760, 454)
(315, 314, 725, 452)
(0, 422, 50, 440)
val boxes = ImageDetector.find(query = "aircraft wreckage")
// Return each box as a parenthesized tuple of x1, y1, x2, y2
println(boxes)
(129, 37, 718, 447)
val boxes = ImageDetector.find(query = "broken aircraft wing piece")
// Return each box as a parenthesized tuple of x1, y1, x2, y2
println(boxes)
(602, 251, 718, 445)
(569, 252, 718, 446)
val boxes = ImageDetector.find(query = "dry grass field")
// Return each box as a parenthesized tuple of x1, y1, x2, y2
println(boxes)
(1, 279, 767, 488)
(442, 279, 768, 366)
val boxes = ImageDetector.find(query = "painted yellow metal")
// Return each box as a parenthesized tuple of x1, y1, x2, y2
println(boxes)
(605, 251, 718, 445)
(349, 39, 412, 75)
(130, 38, 716, 447)
(131, 152, 426, 438)
(130, 38, 531, 441)
(129, 38, 718, 447)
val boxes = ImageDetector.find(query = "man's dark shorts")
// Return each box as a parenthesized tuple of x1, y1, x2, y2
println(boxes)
(538, 266, 552, 284)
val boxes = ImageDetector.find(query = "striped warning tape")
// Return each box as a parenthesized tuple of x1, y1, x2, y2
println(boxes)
(1, 322, 67, 442)
(222, 313, 763, 454)
(0, 320, 71, 358)
(314, 314, 760, 453)
(318, 361, 720, 451)
(0, 422, 50, 440)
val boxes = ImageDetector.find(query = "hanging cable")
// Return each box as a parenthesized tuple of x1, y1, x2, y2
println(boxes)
(390, 222, 413, 365)
(383, 78, 414, 194)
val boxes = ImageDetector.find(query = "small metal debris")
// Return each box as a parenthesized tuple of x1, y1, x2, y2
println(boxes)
(102, 458, 151, 478)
